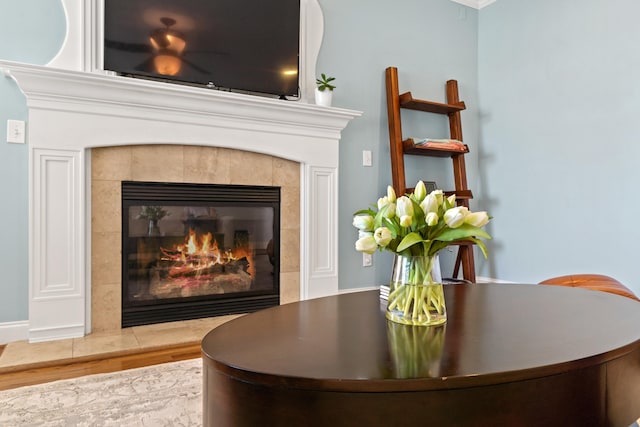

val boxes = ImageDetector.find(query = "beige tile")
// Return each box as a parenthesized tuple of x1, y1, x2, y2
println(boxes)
(72, 329, 140, 358)
(280, 228, 300, 273)
(131, 145, 184, 182)
(280, 272, 300, 304)
(212, 148, 234, 184)
(131, 324, 201, 348)
(0, 339, 74, 368)
(91, 180, 121, 233)
(280, 185, 300, 230)
(129, 318, 199, 333)
(91, 146, 132, 181)
(183, 146, 231, 184)
(228, 150, 273, 185)
(92, 282, 121, 332)
(188, 315, 244, 339)
(91, 231, 121, 285)
(273, 157, 299, 186)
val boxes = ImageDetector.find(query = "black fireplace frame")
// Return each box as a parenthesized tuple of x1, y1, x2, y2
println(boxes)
(121, 181, 280, 327)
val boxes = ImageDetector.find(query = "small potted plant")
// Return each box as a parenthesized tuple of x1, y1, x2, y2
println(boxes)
(315, 73, 336, 107)
(137, 205, 170, 236)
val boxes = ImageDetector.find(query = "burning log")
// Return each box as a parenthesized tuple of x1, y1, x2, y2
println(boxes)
(164, 257, 250, 279)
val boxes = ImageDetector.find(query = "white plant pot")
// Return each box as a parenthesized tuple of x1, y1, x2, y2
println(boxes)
(315, 88, 333, 107)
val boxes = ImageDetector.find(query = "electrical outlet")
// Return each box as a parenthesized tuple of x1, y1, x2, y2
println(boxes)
(362, 253, 373, 267)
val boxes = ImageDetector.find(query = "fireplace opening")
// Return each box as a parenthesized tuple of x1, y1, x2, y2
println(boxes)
(121, 181, 280, 327)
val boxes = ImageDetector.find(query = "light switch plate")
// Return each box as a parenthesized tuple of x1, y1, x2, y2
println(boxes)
(362, 150, 372, 167)
(363, 253, 373, 267)
(7, 120, 26, 144)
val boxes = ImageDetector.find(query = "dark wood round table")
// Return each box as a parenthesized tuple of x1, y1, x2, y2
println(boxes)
(201, 284, 640, 426)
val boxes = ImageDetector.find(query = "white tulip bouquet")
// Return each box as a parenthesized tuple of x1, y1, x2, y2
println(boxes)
(353, 181, 492, 325)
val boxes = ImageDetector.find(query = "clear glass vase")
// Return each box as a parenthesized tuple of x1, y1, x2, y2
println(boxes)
(386, 254, 447, 326)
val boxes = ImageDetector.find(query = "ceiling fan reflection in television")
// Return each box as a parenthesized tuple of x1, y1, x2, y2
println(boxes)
(105, 17, 226, 83)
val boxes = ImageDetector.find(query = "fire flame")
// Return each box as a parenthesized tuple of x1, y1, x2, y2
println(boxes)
(160, 229, 254, 279)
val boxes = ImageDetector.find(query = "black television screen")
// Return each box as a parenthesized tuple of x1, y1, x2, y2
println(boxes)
(103, 0, 300, 97)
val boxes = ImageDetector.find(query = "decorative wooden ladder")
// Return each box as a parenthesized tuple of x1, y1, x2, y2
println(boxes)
(385, 66, 476, 282)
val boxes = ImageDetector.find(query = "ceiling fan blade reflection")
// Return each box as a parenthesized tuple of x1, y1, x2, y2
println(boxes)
(105, 39, 152, 53)
(133, 57, 155, 73)
(181, 58, 209, 74)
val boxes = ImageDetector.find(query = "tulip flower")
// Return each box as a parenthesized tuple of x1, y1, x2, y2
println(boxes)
(396, 196, 413, 217)
(430, 189, 444, 206)
(413, 181, 426, 202)
(374, 227, 392, 247)
(443, 206, 469, 228)
(425, 211, 439, 226)
(444, 194, 457, 210)
(358, 230, 373, 239)
(387, 185, 397, 203)
(396, 196, 414, 227)
(420, 193, 439, 215)
(355, 234, 377, 254)
(377, 196, 390, 210)
(377, 196, 397, 219)
(465, 211, 490, 227)
(352, 215, 374, 231)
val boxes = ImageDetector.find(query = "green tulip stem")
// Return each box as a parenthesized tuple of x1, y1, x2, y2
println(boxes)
(386, 255, 446, 326)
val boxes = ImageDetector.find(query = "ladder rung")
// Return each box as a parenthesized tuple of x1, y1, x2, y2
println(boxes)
(444, 190, 473, 200)
(402, 189, 473, 200)
(399, 92, 466, 114)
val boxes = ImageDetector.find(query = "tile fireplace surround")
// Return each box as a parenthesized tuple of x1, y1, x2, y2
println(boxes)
(91, 145, 301, 332)
(2, 63, 360, 343)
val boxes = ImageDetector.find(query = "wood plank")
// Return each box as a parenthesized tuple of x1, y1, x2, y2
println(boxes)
(399, 92, 465, 114)
(0, 342, 201, 391)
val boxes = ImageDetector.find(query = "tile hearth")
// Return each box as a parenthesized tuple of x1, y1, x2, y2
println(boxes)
(0, 316, 240, 372)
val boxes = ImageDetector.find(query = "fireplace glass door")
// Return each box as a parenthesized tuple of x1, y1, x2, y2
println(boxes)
(122, 181, 280, 327)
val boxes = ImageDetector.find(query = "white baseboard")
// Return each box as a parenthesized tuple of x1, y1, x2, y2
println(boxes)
(0, 321, 29, 344)
(28, 324, 85, 343)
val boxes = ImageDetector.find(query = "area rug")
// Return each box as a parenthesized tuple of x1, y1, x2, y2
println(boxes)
(0, 358, 202, 426)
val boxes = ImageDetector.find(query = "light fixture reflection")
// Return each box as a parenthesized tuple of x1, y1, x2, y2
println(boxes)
(150, 17, 186, 76)
(153, 54, 182, 76)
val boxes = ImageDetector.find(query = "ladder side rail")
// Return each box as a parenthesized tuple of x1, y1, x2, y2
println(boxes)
(385, 67, 407, 196)
(446, 79, 476, 282)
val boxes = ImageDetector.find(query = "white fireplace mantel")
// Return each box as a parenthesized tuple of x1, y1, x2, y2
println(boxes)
(3, 61, 360, 342)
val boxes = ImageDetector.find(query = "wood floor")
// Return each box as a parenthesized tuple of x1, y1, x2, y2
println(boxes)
(0, 342, 201, 391)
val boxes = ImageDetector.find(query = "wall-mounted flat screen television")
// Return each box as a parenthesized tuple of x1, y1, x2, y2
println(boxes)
(103, 0, 300, 97)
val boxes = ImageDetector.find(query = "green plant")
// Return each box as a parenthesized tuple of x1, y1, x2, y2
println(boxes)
(315, 73, 336, 92)
(137, 205, 170, 221)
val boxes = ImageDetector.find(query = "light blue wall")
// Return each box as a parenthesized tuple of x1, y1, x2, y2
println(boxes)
(5, 0, 638, 324)
(317, 0, 480, 289)
(0, 2, 66, 322)
(478, 0, 640, 295)
(0, 0, 479, 323)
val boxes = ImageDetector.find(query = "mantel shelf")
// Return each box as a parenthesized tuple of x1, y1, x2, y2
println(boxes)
(399, 92, 466, 114)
